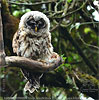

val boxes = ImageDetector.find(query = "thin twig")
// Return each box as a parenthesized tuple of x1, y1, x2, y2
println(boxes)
(8, 0, 57, 6)
(70, 21, 99, 49)
(69, 0, 76, 9)
(77, 32, 99, 49)
(50, 24, 59, 32)
(52, 0, 88, 19)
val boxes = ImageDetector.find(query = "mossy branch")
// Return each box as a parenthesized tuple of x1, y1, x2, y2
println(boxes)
(73, 71, 99, 99)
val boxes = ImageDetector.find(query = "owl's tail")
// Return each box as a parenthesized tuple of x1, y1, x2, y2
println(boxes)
(24, 74, 43, 93)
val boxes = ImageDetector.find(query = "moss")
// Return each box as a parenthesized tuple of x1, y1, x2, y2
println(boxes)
(1, 0, 10, 15)
(1, 0, 19, 55)
(77, 72, 99, 86)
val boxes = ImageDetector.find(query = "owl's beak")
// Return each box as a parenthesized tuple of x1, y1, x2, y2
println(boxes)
(35, 26, 37, 32)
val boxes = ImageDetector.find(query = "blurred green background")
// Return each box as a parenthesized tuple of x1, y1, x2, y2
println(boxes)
(0, 0, 98, 100)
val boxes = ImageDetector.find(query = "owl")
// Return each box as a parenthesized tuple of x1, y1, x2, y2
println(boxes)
(12, 11, 53, 93)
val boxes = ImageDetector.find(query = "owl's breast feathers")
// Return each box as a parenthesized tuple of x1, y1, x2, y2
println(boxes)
(12, 29, 53, 60)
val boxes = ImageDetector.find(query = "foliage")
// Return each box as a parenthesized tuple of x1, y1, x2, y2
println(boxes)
(0, 0, 98, 99)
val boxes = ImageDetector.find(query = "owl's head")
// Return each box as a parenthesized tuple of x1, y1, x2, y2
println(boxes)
(19, 11, 50, 36)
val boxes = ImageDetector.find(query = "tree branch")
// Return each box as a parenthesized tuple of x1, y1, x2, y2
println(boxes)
(59, 26, 97, 74)
(0, 0, 6, 67)
(73, 71, 99, 99)
(4, 53, 62, 72)
(8, 0, 57, 6)
(40, 70, 99, 99)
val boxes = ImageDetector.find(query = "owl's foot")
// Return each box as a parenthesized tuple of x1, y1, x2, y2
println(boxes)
(24, 80, 40, 93)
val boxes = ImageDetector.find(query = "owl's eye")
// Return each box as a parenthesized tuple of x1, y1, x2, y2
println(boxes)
(38, 18, 45, 28)
(27, 20, 35, 26)
(38, 21, 44, 27)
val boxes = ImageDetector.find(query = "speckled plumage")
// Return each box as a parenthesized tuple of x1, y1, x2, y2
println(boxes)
(12, 11, 53, 93)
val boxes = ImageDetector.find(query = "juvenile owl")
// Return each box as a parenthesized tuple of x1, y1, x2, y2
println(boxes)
(12, 11, 53, 93)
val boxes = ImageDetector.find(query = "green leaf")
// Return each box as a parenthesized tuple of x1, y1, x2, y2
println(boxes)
(26, 9, 31, 12)
(90, 33, 97, 39)
(64, 63, 71, 68)
(13, 11, 20, 17)
(67, 0, 72, 3)
(61, 54, 67, 61)
(72, 54, 79, 60)
(57, 65, 63, 72)
(84, 27, 91, 34)
(68, 56, 73, 62)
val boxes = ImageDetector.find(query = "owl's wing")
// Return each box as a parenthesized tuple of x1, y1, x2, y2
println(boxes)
(21, 68, 42, 93)
(12, 31, 19, 54)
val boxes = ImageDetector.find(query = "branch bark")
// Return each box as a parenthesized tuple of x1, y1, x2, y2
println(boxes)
(73, 71, 99, 99)
(0, 0, 6, 67)
(40, 70, 99, 99)
(4, 53, 62, 72)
